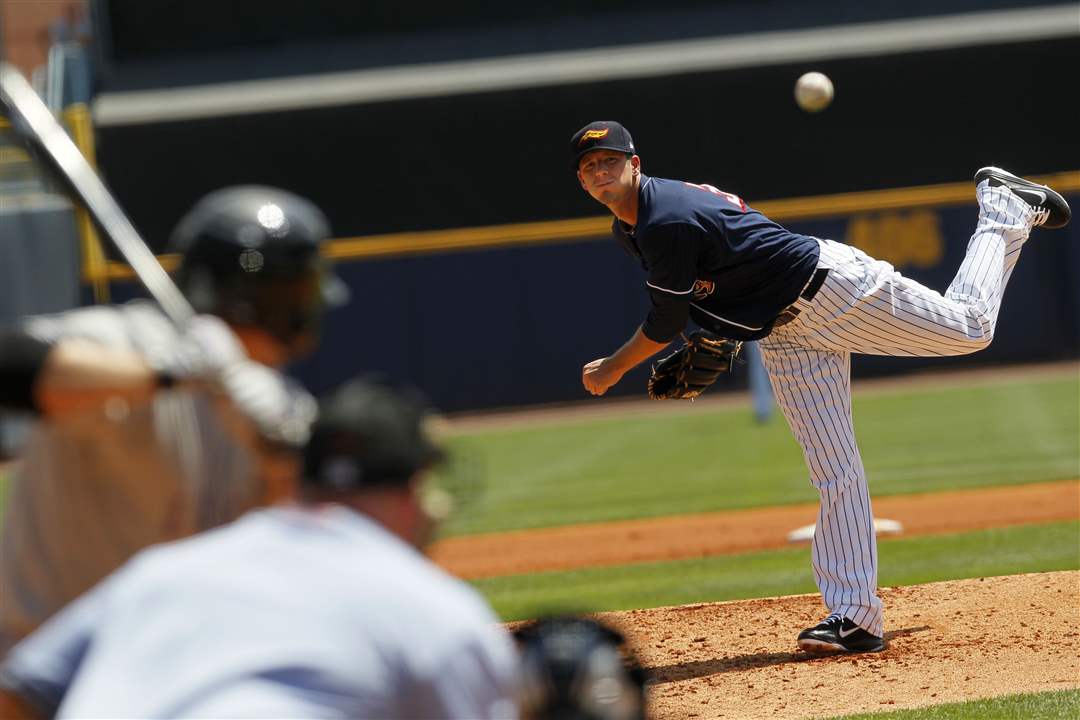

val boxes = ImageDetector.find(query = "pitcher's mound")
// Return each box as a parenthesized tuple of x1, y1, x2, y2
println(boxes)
(592, 571, 1078, 719)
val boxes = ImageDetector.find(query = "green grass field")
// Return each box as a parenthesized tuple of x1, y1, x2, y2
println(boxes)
(449, 370, 1080, 719)
(1, 369, 1075, 719)
(442, 372, 1079, 536)
(473, 521, 1080, 621)
(456, 373, 1080, 718)
(833, 688, 1080, 720)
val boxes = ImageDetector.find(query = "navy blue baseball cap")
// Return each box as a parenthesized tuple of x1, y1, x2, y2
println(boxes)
(570, 121, 636, 171)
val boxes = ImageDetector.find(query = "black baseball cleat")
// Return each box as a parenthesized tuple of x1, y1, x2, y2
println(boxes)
(974, 166, 1071, 229)
(797, 615, 886, 654)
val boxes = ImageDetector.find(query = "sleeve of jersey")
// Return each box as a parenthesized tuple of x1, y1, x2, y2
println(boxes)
(639, 224, 699, 343)
(22, 305, 131, 347)
(0, 579, 108, 717)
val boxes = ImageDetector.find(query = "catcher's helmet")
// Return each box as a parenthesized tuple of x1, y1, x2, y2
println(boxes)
(514, 616, 647, 720)
(170, 186, 348, 356)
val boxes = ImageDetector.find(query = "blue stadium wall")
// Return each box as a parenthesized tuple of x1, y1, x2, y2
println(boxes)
(91, 22, 1080, 412)
(283, 193, 1080, 410)
(107, 185, 1080, 412)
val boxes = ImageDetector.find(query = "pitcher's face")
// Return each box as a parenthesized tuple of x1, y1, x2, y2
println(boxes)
(577, 150, 638, 206)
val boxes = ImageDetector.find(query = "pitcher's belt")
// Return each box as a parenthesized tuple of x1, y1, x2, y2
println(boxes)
(773, 267, 829, 328)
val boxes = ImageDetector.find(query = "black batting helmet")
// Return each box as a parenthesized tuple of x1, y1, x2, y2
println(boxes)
(514, 616, 648, 720)
(170, 186, 348, 356)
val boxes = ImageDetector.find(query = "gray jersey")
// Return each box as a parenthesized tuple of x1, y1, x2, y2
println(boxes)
(0, 302, 262, 652)
(1, 505, 520, 719)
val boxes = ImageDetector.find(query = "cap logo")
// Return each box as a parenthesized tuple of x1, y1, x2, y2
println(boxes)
(321, 456, 360, 490)
(579, 128, 610, 144)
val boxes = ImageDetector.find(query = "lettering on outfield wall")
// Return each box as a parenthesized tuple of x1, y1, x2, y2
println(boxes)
(845, 210, 944, 268)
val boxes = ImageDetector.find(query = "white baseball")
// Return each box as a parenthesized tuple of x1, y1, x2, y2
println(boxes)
(794, 72, 834, 113)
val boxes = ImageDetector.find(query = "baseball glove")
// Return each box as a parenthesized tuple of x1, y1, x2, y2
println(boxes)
(647, 331, 742, 400)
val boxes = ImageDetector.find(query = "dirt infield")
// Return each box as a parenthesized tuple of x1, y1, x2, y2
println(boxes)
(431, 479, 1079, 578)
(593, 571, 1079, 719)
(462, 479, 1079, 717)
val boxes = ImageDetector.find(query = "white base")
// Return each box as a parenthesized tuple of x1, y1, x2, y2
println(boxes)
(787, 517, 904, 544)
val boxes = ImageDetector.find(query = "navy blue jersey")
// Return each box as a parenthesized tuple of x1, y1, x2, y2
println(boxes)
(613, 175, 820, 342)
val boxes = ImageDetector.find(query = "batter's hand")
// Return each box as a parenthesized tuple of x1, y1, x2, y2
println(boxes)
(217, 361, 317, 448)
(582, 357, 623, 396)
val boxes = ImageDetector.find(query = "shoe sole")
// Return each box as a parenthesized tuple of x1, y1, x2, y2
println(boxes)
(974, 166, 1071, 229)
(798, 638, 887, 654)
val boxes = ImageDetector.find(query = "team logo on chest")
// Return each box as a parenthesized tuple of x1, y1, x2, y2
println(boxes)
(693, 279, 716, 300)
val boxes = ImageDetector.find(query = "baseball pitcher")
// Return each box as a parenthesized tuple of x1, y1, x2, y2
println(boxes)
(571, 120, 1070, 653)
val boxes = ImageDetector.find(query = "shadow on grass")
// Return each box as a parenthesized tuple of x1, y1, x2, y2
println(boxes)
(645, 625, 931, 684)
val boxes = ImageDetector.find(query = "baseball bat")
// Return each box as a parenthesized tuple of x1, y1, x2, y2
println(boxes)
(0, 61, 194, 328)
(0, 64, 316, 447)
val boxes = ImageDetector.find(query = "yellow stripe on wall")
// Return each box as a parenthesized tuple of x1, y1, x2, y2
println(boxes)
(755, 171, 1080, 219)
(103, 170, 1080, 281)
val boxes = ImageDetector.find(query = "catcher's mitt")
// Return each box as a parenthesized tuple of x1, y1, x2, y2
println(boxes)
(647, 331, 742, 400)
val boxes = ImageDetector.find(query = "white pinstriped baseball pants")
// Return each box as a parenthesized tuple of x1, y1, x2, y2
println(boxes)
(759, 182, 1036, 637)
